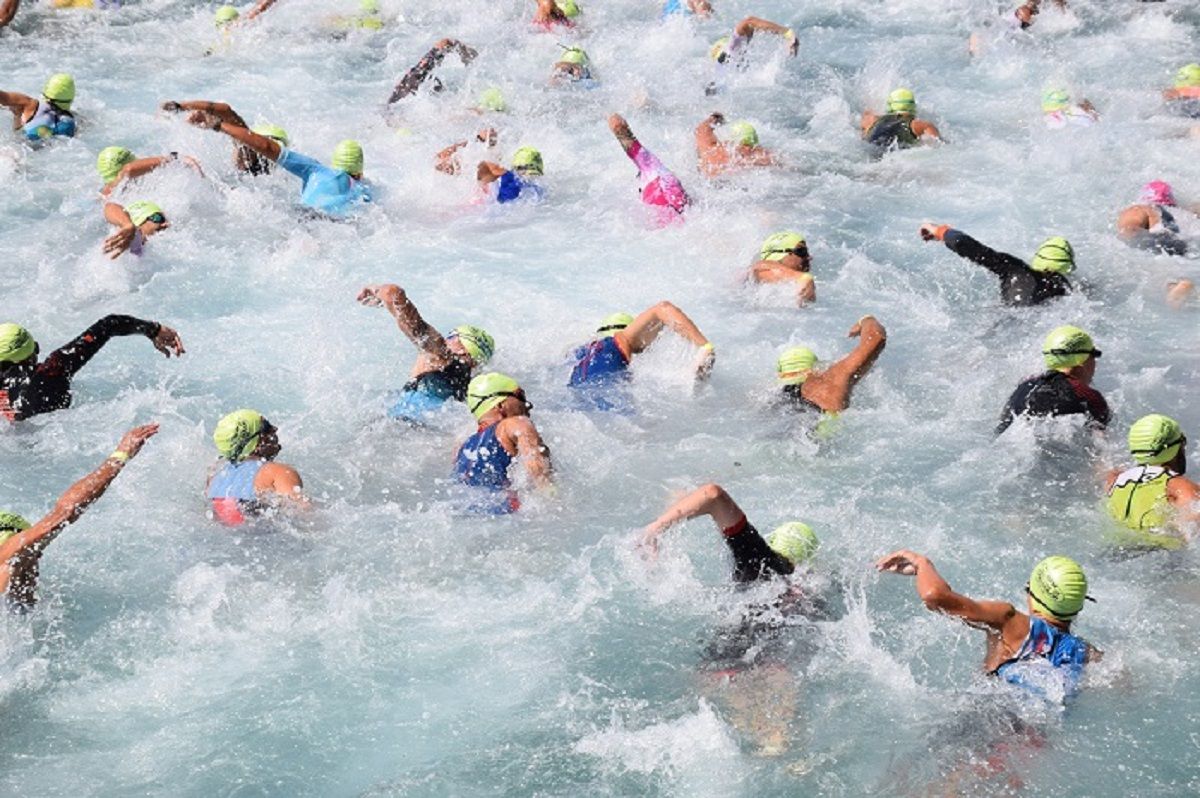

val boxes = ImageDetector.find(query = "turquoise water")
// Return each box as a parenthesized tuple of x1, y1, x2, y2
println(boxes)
(2, 0, 1199, 795)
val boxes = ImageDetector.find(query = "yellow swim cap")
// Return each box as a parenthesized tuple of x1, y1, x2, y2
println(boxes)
(213, 409, 266, 462)
(251, 124, 290, 146)
(556, 0, 581, 18)
(1174, 63, 1200, 89)
(1041, 88, 1070, 113)
(1042, 325, 1098, 370)
(511, 146, 543, 176)
(215, 5, 239, 26)
(1030, 237, 1075, 275)
(729, 121, 758, 147)
(767, 522, 819, 565)
(332, 139, 364, 175)
(467, 372, 521, 420)
(1028, 556, 1090, 621)
(0, 511, 31, 544)
(596, 312, 634, 336)
(760, 231, 806, 261)
(1128, 414, 1185, 466)
(559, 47, 588, 66)
(887, 87, 916, 114)
(449, 325, 495, 365)
(97, 146, 135, 183)
(126, 201, 164, 226)
(709, 37, 729, 61)
(777, 347, 818, 385)
(43, 73, 76, 108)
(0, 323, 36, 364)
(478, 87, 507, 113)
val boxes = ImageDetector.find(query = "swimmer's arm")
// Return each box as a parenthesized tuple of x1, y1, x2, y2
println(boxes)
(1116, 206, 1151, 239)
(1168, 478, 1200, 536)
(257, 462, 311, 508)
(941, 229, 1027, 279)
(0, 424, 158, 591)
(796, 274, 816, 305)
(505, 417, 553, 488)
(187, 112, 282, 161)
(802, 316, 885, 413)
(733, 16, 797, 55)
(435, 140, 469, 175)
(102, 203, 138, 258)
(687, 0, 713, 16)
(476, 161, 508, 186)
(356, 284, 455, 364)
(163, 100, 248, 128)
(0, 0, 18, 29)
(694, 113, 728, 175)
(876, 549, 1018, 631)
(117, 155, 202, 186)
(860, 110, 878, 136)
(912, 119, 942, 141)
(243, 0, 281, 22)
(640, 483, 744, 552)
(608, 114, 639, 156)
(619, 301, 711, 355)
(0, 89, 36, 119)
(44, 314, 181, 380)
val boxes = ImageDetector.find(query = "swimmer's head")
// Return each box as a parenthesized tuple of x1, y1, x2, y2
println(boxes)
(1027, 556, 1090, 622)
(760, 231, 807, 263)
(332, 139, 364, 177)
(43, 73, 75, 111)
(1042, 325, 1099, 370)
(213, 409, 274, 462)
(887, 87, 916, 115)
(1140, 180, 1175, 206)
(359, 0, 380, 12)
(596, 312, 634, 337)
(478, 87, 507, 113)
(96, 146, 135, 184)
(467, 372, 526, 420)
(448, 325, 495, 366)
(728, 121, 758, 148)
(214, 5, 239, 26)
(126, 200, 168, 231)
(0, 323, 36, 365)
(0, 511, 30, 544)
(777, 346, 818, 386)
(1174, 63, 1200, 89)
(767, 522, 819, 566)
(1041, 88, 1070, 113)
(252, 124, 290, 147)
(709, 37, 729, 62)
(558, 47, 589, 66)
(1030, 236, 1075, 275)
(556, 0, 581, 18)
(511, 146, 544, 177)
(1128, 413, 1185, 466)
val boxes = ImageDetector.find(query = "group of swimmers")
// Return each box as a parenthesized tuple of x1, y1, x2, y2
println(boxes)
(2, 0, 1198, 769)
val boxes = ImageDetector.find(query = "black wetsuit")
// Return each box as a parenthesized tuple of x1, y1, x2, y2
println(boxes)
(995, 370, 1110, 435)
(387, 41, 475, 104)
(1131, 206, 1188, 256)
(781, 385, 823, 414)
(865, 113, 918, 150)
(722, 518, 794, 584)
(0, 315, 160, 422)
(942, 229, 1071, 307)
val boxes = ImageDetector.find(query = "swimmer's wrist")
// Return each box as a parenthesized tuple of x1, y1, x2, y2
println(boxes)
(108, 450, 130, 464)
(700, 342, 714, 352)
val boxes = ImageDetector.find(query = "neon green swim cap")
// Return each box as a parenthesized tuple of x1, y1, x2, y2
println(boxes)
(215, 5, 239, 26)
(0, 511, 31, 544)
(1042, 325, 1098, 370)
(43, 73, 75, 108)
(559, 47, 588, 66)
(0, 323, 36, 364)
(332, 139, 364, 175)
(729, 121, 758, 147)
(97, 146, 135, 183)
(887, 87, 916, 114)
(709, 37, 729, 61)
(760, 231, 806, 261)
(1030, 236, 1075, 275)
(1128, 413, 1185, 466)
(214, 409, 266, 462)
(449, 325, 495, 365)
(467, 372, 521, 420)
(1041, 88, 1070, 113)
(1028, 556, 1089, 621)
(251, 124, 290, 146)
(478, 87, 507, 113)
(1174, 63, 1200, 89)
(511, 146, 543, 176)
(360, 0, 380, 11)
(767, 522, 819, 566)
(126, 201, 164, 227)
(556, 0, 581, 18)
(777, 347, 818, 385)
(596, 312, 634, 336)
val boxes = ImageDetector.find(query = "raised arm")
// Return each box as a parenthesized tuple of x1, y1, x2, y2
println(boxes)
(639, 483, 745, 554)
(187, 111, 281, 161)
(388, 39, 478, 105)
(694, 112, 729, 174)
(505, 416, 553, 489)
(921, 223, 1027, 279)
(102, 203, 138, 259)
(40, 314, 183, 383)
(733, 16, 798, 55)
(356, 284, 455, 364)
(618, 301, 714, 375)
(0, 89, 36, 120)
(162, 99, 249, 127)
(0, 423, 158, 599)
(802, 316, 886, 413)
(876, 549, 1018, 631)
(243, 0, 282, 22)
(476, 160, 508, 185)
(608, 113, 639, 157)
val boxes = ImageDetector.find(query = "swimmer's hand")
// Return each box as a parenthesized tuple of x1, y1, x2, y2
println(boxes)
(186, 110, 223, 131)
(784, 28, 798, 57)
(847, 315, 882, 339)
(114, 422, 161, 462)
(919, 222, 949, 242)
(706, 111, 726, 126)
(608, 113, 632, 138)
(695, 343, 715, 379)
(103, 225, 136, 259)
(637, 525, 663, 560)
(357, 283, 403, 308)
(476, 127, 498, 146)
(160, 101, 183, 114)
(875, 549, 922, 576)
(151, 325, 185, 358)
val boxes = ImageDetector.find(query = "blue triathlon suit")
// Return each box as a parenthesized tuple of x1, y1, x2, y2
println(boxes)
(992, 616, 1087, 702)
(454, 423, 520, 514)
(23, 100, 76, 142)
(207, 460, 265, 526)
(277, 148, 372, 217)
(495, 171, 544, 204)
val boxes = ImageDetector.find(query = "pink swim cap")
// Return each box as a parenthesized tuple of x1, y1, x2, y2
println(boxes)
(1141, 180, 1176, 206)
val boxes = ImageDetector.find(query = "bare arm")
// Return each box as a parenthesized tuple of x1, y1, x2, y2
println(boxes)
(0, 89, 36, 120)
(608, 113, 638, 156)
(1116, 206, 1151, 239)
(860, 110, 879, 136)
(476, 160, 508, 185)
(639, 483, 744, 553)
(687, 0, 713, 16)
(356, 284, 455, 364)
(618, 301, 710, 354)
(694, 113, 728, 175)
(243, 0, 282, 21)
(435, 140, 469, 174)
(0, 0, 19, 29)
(503, 416, 553, 488)
(912, 119, 942, 141)
(256, 462, 311, 508)
(876, 549, 1018, 631)
(163, 100, 248, 128)
(1168, 477, 1200, 534)
(801, 316, 886, 413)
(187, 111, 281, 161)
(733, 16, 798, 55)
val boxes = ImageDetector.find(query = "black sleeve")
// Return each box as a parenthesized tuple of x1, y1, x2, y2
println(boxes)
(40, 314, 159, 382)
(388, 47, 446, 104)
(943, 229, 1030, 280)
(723, 524, 794, 584)
(995, 378, 1033, 436)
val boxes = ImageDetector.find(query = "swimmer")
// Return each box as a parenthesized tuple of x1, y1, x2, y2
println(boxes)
(162, 99, 287, 175)
(1104, 414, 1200, 548)
(0, 318, 183, 423)
(747, 232, 815, 306)
(475, 87, 508, 115)
(435, 127, 498, 176)
(329, 0, 385, 32)
(776, 316, 886, 415)
(477, 147, 545, 203)
(102, 201, 170, 258)
(661, 0, 712, 18)
(1012, 0, 1067, 30)
(1116, 180, 1196, 256)
(707, 16, 798, 95)
(97, 147, 203, 197)
(877, 550, 1097, 701)
(860, 88, 942, 150)
(387, 38, 478, 105)
(639, 484, 831, 756)
(695, 112, 778, 177)
(1, 73, 76, 143)
(608, 113, 690, 218)
(551, 47, 594, 84)
(532, 0, 578, 30)
(0, 423, 158, 610)
(1040, 88, 1098, 130)
(207, 410, 309, 526)
(569, 304, 713, 392)
(188, 112, 371, 217)
(455, 373, 553, 514)
(356, 283, 495, 421)
(215, 0, 280, 27)
(0, 0, 18, 29)
(995, 325, 1108, 436)
(919, 224, 1074, 306)
(1161, 63, 1200, 118)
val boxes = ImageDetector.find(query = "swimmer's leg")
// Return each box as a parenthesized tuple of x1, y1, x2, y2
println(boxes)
(700, 663, 799, 756)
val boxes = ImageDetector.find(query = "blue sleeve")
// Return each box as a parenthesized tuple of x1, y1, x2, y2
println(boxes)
(277, 148, 321, 183)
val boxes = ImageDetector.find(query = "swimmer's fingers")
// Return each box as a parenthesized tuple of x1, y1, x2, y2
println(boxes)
(160, 100, 182, 113)
(152, 326, 185, 357)
(875, 550, 919, 575)
(116, 422, 161, 458)
(356, 286, 385, 306)
(102, 228, 133, 259)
